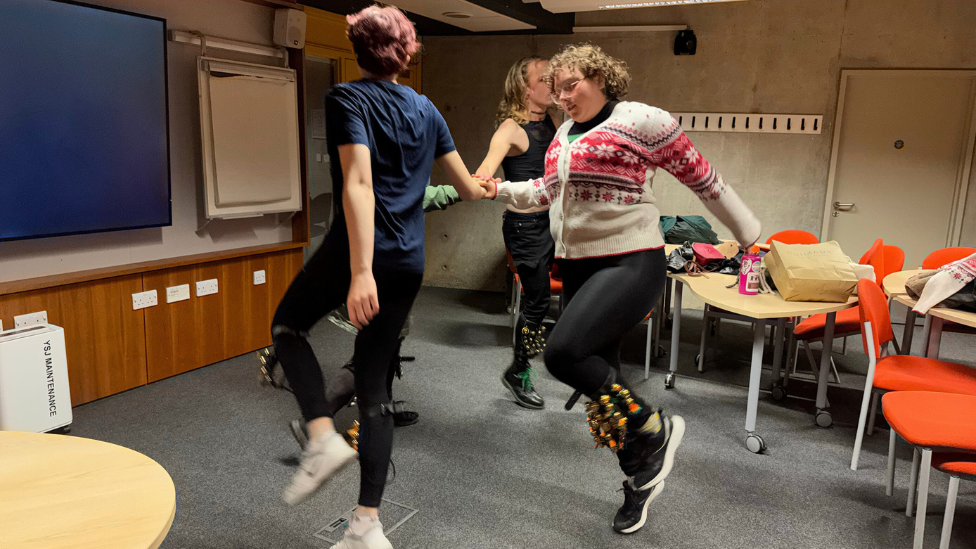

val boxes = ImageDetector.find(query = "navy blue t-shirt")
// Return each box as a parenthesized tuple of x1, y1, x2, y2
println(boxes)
(326, 79, 455, 273)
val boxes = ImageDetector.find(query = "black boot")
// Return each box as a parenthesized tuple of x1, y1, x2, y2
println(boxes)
(585, 372, 685, 534)
(501, 315, 545, 409)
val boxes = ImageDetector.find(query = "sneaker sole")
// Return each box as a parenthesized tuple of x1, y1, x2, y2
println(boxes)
(638, 415, 685, 491)
(282, 449, 358, 506)
(615, 481, 665, 535)
(500, 374, 544, 410)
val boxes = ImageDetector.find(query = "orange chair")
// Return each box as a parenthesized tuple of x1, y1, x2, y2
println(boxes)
(922, 246, 976, 269)
(850, 280, 976, 471)
(880, 392, 976, 549)
(766, 229, 819, 246)
(787, 239, 886, 390)
(882, 244, 905, 280)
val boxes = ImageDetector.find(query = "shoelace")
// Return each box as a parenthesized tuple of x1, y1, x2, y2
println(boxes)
(617, 481, 640, 513)
(515, 367, 536, 390)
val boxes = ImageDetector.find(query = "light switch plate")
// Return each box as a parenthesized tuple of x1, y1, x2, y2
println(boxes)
(132, 290, 158, 310)
(196, 279, 219, 297)
(253, 270, 266, 285)
(166, 284, 191, 303)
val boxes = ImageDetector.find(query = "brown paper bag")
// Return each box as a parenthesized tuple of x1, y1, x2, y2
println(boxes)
(764, 240, 857, 302)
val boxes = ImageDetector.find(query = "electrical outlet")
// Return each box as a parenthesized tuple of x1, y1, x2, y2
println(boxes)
(132, 290, 158, 310)
(196, 279, 219, 297)
(166, 284, 191, 303)
(14, 311, 48, 328)
(253, 270, 266, 285)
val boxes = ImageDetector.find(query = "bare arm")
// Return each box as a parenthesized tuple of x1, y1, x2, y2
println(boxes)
(435, 150, 488, 202)
(338, 143, 379, 329)
(475, 119, 521, 177)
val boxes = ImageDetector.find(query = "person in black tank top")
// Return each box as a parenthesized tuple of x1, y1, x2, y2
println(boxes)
(476, 57, 559, 410)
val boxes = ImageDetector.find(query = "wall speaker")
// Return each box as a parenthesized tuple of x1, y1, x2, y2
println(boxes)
(274, 9, 306, 49)
(674, 29, 697, 56)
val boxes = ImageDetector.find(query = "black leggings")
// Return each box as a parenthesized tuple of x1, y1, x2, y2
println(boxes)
(272, 231, 422, 508)
(543, 249, 667, 396)
(502, 211, 554, 326)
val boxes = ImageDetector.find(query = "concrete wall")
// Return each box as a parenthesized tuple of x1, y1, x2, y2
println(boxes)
(0, 0, 293, 283)
(421, 0, 976, 291)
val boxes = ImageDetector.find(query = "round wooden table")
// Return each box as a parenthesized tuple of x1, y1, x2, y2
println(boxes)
(0, 432, 175, 549)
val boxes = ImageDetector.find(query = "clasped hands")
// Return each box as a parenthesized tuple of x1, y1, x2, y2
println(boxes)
(472, 173, 500, 200)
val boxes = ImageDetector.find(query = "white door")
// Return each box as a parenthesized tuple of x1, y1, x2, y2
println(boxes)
(824, 70, 976, 269)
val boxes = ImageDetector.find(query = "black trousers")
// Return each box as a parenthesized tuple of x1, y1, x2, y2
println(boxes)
(502, 211, 555, 326)
(272, 231, 422, 507)
(543, 249, 667, 396)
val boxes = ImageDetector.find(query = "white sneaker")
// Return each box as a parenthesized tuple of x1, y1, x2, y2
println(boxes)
(282, 431, 357, 505)
(330, 516, 393, 549)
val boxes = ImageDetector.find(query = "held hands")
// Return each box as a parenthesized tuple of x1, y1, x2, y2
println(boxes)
(472, 173, 500, 200)
(347, 271, 379, 330)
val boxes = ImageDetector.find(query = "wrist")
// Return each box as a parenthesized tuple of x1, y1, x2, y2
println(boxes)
(490, 180, 498, 200)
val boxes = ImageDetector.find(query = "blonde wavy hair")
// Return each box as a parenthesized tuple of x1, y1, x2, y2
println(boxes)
(544, 44, 630, 101)
(495, 56, 547, 128)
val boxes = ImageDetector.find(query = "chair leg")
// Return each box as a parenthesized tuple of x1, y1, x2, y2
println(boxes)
(885, 428, 897, 496)
(907, 448, 920, 518)
(829, 356, 842, 384)
(913, 449, 932, 549)
(940, 476, 960, 549)
(842, 335, 848, 354)
(867, 391, 880, 436)
(851, 366, 877, 471)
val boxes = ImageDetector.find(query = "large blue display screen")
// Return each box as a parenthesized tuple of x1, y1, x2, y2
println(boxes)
(0, 0, 171, 242)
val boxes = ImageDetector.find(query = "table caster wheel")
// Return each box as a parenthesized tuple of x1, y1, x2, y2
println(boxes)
(815, 409, 833, 428)
(665, 317, 673, 330)
(770, 384, 787, 401)
(694, 354, 702, 370)
(655, 345, 667, 358)
(664, 373, 676, 389)
(746, 433, 766, 453)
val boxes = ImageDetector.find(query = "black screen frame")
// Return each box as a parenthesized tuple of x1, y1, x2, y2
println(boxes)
(0, 0, 173, 243)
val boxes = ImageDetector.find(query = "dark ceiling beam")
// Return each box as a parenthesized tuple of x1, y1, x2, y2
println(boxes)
(299, 0, 573, 35)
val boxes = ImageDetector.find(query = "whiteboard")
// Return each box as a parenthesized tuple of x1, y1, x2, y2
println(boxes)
(198, 57, 302, 219)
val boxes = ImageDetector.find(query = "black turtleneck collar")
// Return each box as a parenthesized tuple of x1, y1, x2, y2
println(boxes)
(568, 100, 619, 136)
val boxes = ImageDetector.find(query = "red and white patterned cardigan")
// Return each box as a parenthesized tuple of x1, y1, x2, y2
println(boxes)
(496, 102, 761, 260)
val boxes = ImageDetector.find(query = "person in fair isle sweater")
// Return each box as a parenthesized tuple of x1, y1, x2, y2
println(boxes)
(478, 44, 761, 535)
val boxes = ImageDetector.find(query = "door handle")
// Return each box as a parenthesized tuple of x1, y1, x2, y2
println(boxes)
(833, 202, 855, 211)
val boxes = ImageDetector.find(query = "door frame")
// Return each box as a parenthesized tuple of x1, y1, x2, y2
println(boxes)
(822, 69, 976, 246)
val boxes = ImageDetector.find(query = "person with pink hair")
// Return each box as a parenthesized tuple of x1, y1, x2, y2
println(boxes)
(269, 6, 487, 549)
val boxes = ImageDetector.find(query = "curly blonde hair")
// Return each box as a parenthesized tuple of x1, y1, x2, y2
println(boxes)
(544, 44, 630, 101)
(495, 56, 547, 128)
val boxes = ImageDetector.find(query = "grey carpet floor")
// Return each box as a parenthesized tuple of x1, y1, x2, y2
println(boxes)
(70, 287, 976, 549)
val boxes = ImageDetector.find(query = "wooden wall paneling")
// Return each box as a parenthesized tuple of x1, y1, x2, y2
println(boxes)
(142, 251, 304, 383)
(0, 277, 147, 406)
(58, 277, 148, 405)
(0, 287, 62, 334)
(144, 263, 224, 382)
(305, 8, 354, 52)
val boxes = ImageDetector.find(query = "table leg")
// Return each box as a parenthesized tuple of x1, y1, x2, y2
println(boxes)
(770, 317, 786, 388)
(814, 312, 836, 428)
(745, 318, 767, 453)
(901, 308, 915, 355)
(664, 277, 673, 327)
(665, 281, 682, 389)
(925, 316, 944, 359)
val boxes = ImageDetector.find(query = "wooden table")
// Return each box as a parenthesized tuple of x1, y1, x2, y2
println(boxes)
(666, 272, 857, 453)
(0, 432, 176, 549)
(893, 293, 976, 359)
(882, 269, 929, 296)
